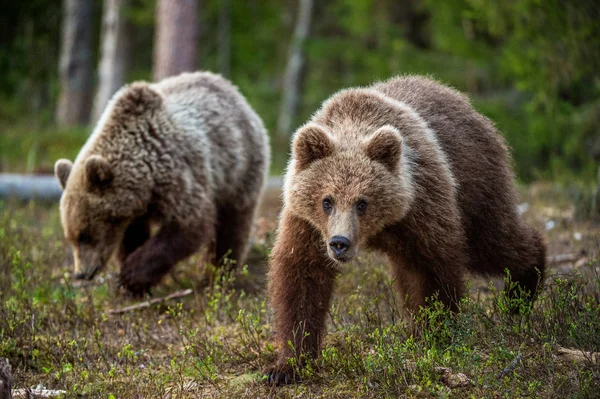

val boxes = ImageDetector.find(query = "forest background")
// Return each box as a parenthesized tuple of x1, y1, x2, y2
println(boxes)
(0, 0, 598, 185)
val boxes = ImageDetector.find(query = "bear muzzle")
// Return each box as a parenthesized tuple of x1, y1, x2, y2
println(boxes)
(73, 249, 103, 280)
(327, 235, 357, 263)
(75, 265, 101, 280)
(327, 210, 359, 263)
(329, 235, 350, 256)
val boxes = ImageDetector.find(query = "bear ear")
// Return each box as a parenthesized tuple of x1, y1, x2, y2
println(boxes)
(85, 155, 114, 189)
(293, 123, 334, 171)
(116, 83, 162, 116)
(363, 125, 403, 172)
(54, 159, 73, 190)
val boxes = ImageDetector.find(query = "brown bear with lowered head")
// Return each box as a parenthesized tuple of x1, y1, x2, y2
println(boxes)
(266, 75, 546, 384)
(55, 72, 270, 295)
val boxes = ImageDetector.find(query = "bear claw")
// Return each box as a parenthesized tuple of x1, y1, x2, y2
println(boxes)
(265, 369, 299, 385)
(119, 272, 152, 297)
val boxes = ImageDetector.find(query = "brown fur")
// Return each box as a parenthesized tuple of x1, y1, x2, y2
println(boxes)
(267, 76, 546, 383)
(55, 72, 270, 295)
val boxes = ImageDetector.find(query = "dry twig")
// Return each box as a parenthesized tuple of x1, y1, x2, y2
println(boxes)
(108, 288, 193, 315)
(497, 352, 523, 378)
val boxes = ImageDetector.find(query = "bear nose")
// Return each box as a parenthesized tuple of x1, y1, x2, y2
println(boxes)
(75, 266, 99, 281)
(329, 236, 351, 257)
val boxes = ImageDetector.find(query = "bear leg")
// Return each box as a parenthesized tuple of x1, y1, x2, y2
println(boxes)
(389, 251, 466, 316)
(466, 211, 547, 306)
(215, 202, 257, 271)
(266, 211, 338, 385)
(504, 225, 547, 305)
(117, 215, 151, 267)
(464, 194, 548, 307)
(388, 255, 428, 315)
(376, 217, 468, 316)
(120, 220, 212, 295)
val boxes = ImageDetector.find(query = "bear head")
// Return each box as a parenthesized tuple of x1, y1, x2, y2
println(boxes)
(55, 155, 147, 280)
(285, 113, 415, 265)
(54, 84, 163, 280)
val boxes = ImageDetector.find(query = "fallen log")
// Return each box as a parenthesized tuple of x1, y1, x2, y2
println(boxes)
(0, 174, 61, 200)
(0, 174, 283, 201)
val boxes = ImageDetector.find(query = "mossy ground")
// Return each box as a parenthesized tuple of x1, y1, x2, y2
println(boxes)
(1, 185, 599, 398)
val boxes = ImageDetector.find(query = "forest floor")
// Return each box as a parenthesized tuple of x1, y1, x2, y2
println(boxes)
(1, 183, 599, 398)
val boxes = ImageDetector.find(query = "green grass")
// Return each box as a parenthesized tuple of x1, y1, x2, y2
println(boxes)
(1, 196, 599, 398)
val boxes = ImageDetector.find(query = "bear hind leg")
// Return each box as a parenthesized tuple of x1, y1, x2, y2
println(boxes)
(389, 251, 466, 317)
(468, 217, 547, 308)
(505, 226, 547, 304)
(215, 201, 257, 271)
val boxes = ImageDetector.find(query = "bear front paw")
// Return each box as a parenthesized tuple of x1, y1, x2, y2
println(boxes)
(119, 269, 152, 297)
(120, 254, 154, 297)
(265, 365, 300, 385)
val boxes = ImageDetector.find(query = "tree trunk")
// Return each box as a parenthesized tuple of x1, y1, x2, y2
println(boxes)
(153, 0, 199, 81)
(56, 0, 94, 127)
(277, 0, 314, 138)
(92, 0, 132, 122)
(217, 0, 231, 78)
(595, 165, 600, 219)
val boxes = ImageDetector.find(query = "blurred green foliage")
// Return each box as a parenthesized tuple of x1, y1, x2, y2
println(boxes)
(0, 0, 598, 181)
(0, 125, 88, 173)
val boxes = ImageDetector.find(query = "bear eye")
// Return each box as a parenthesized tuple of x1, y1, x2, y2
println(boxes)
(322, 197, 334, 215)
(356, 199, 368, 215)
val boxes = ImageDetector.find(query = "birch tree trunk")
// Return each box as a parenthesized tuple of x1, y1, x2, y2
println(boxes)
(56, 0, 94, 127)
(92, 0, 132, 122)
(277, 0, 314, 138)
(217, 0, 231, 78)
(153, 0, 199, 81)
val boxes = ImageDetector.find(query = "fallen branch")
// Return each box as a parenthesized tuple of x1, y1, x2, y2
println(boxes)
(12, 389, 66, 398)
(556, 347, 600, 364)
(108, 288, 193, 315)
(497, 352, 523, 378)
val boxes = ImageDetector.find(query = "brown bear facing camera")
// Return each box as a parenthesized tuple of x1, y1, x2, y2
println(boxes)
(266, 76, 546, 384)
(55, 72, 270, 295)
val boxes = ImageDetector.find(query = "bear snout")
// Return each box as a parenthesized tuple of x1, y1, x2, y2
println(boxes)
(329, 236, 351, 256)
(328, 235, 356, 262)
(75, 265, 100, 280)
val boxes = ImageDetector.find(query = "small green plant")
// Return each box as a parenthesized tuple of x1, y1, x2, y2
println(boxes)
(1, 199, 599, 397)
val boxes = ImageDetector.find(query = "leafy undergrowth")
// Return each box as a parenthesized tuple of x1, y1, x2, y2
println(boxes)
(1, 194, 599, 398)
